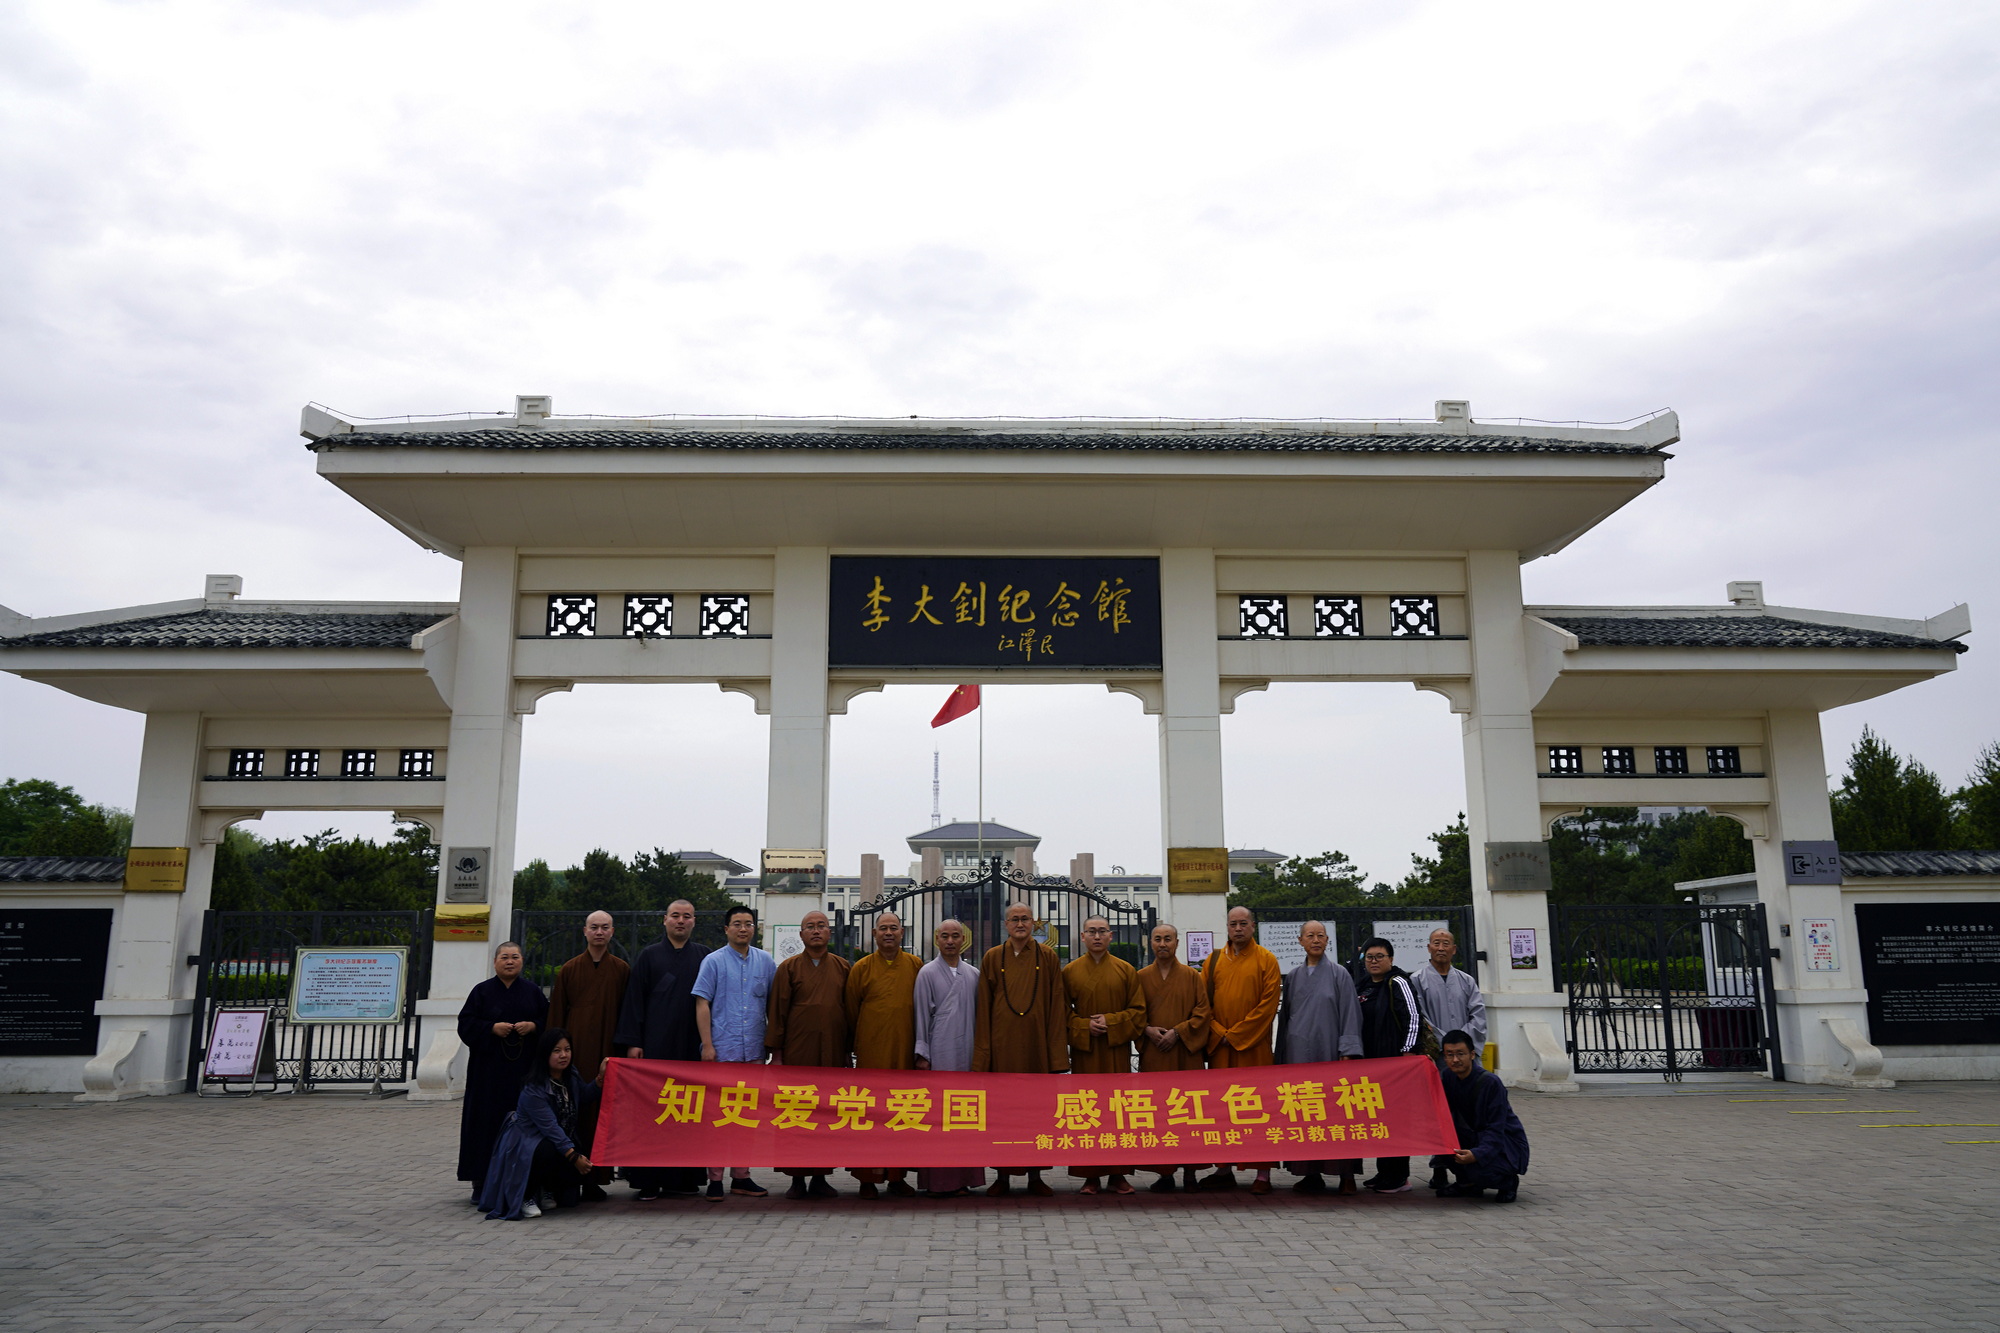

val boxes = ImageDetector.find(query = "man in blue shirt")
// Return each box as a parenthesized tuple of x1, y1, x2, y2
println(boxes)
(693, 904, 777, 1201)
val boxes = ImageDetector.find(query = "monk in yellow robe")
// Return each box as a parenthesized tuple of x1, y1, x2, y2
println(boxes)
(845, 911, 923, 1198)
(972, 902, 1068, 1196)
(1135, 922, 1211, 1192)
(1199, 905, 1282, 1194)
(1063, 916, 1146, 1195)
(765, 910, 850, 1200)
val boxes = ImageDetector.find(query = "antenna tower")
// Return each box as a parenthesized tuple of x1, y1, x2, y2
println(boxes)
(930, 750, 941, 827)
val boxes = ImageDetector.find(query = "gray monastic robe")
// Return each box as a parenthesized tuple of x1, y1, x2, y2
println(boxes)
(1275, 959, 1363, 1177)
(912, 954, 984, 1193)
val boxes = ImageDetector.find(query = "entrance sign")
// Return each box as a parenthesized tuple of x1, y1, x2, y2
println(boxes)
(1801, 918, 1840, 972)
(203, 1009, 271, 1079)
(1167, 848, 1230, 895)
(595, 1054, 1455, 1169)
(0, 909, 113, 1055)
(828, 557, 1162, 669)
(1855, 903, 2000, 1044)
(444, 848, 490, 903)
(762, 848, 825, 896)
(1784, 841, 1843, 885)
(124, 847, 189, 893)
(288, 947, 408, 1023)
(1374, 919, 1448, 969)
(1485, 843, 1551, 894)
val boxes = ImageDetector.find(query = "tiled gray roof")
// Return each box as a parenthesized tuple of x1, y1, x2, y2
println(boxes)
(4, 610, 444, 649)
(1543, 615, 1965, 653)
(1841, 850, 2000, 877)
(310, 429, 1655, 456)
(908, 821, 1039, 843)
(0, 855, 126, 882)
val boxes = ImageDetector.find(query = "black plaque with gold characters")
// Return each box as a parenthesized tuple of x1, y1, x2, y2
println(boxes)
(828, 557, 1161, 669)
(1855, 902, 2000, 1045)
(0, 909, 114, 1055)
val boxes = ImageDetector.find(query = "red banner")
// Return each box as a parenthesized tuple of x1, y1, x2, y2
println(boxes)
(595, 1055, 1455, 1168)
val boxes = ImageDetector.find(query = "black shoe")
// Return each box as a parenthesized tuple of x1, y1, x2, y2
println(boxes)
(581, 1183, 608, 1203)
(1196, 1170, 1238, 1191)
(730, 1179, 768, 1198)
(1427, 1169, 1449, 1190)
(1182, 1167, 1200, 1190)
(1149, 1174, 1178, 1193)
(705, 1181, 725, 1202)
(1293, 1172, 1327, 1194)
(635, 1187, 662, 1202)
(807, 1175, 839, 1199)
(1437, 1183, 1475, 1198)
(1493, 1176, 1519, 1203)
(785, 1178, 808, 1200)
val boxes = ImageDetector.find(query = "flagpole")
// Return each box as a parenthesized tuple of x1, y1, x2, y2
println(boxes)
(976, 692, 985, 870)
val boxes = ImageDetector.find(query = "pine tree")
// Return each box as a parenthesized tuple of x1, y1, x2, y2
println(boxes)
(1954, 742, 2000, 851)
(1831, 726, 1956, 852)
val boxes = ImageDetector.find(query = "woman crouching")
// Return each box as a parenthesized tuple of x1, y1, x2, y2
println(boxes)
(477, 1026, 601, 1220)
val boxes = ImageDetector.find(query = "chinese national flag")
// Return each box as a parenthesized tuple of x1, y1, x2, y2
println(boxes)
(931, 684, 981, 728)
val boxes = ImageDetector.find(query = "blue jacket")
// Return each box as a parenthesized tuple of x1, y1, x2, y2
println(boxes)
(476, 1070, 601, 1220)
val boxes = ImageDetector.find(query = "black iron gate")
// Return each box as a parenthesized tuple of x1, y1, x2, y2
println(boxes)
(842, 859, 1156, 965)
(1552, 902, 1782, 1080)
(511, 909, 735, 990)
(185, 909, 432, 1093)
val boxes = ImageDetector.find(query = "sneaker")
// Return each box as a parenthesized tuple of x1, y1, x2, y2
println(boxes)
(1369, 1178, 1414, 1194)
(520, 1200, 542, 1218)
(730, 1179, 768, 1198)
(705, 1181, 725, 1202)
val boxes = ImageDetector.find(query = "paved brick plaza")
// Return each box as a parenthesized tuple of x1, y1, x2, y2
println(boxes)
(3, 1081, 1995, 1333)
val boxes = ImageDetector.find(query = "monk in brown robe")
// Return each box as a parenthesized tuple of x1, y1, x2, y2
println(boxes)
(547, 909, 630, 1200)
(1064, 916, 1146, 1195)
(972, 901, 1068, 1197)
(1198, 905, 1282, 1194)
(1135, 922, 1211, 1192)
(765, 909, 850, 1200)
(845, 911, 924, 1198)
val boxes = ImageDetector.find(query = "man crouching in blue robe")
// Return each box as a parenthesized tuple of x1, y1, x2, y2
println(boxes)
(1430, 1028, 1528, 1202)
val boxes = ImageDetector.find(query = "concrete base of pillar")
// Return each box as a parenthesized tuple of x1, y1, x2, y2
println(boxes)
(1487, 992, 1579, 1093)
(409, 1007, 467, 1102)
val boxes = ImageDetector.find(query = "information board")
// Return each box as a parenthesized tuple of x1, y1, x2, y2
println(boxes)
(1855, 902, 2000, 1045)
(288, 947, 408, 1024)
(203, 1008, 272, 1079)
(0, 909, 113, 1055)
(1374, 919, 1449, 970)
(828, 557, 1162, 669)
(1258, 922, 1307, 974)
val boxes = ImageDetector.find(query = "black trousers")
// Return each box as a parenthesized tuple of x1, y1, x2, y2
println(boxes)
(528, 1140, 584, 1208)
(1428, 1155, 1516, 1190)
(1370, 1157, 1410, 1183)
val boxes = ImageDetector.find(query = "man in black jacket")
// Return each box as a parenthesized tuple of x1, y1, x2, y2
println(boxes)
(1354, 936, 1423, 1193)
(612, 899, 710, 1199)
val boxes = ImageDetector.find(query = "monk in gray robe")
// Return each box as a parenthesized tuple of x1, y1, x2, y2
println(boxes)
(912, 918, 985, 1197)
(1273, 920, 1363, 1196)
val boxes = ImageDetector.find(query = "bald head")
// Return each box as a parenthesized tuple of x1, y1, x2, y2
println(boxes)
(873, 911, 904, 956)
(799, 909, 831, 956)
(1150, 922, 1182, 967)
(1298, 919, 1328, 963)
(934, 918, 967, 962)
(1226, 906, 1254, 948)
(584, 910, 615, 956)
(663, 899, 696, 945)
(1081, 915, 1112, 959)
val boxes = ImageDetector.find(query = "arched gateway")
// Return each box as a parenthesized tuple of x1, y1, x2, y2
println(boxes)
(0, 400, 1968, 1096)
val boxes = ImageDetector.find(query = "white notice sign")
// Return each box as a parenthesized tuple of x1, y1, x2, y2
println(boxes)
(770, 924, 804, 962)
(289, 947, 407, 1023)
(204, 1008, 270, 1079)
(1374, 919, 1449, 970)
(1802, 918, 1840, 972)
(1259, 922, 1308, 974)
(1184, 931, 1215, 964)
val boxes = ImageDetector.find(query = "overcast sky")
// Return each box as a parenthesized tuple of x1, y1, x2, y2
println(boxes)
(3, 1, 1996, 884)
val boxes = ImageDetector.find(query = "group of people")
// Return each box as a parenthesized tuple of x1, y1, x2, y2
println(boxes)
(454, 900, 1529, 1220)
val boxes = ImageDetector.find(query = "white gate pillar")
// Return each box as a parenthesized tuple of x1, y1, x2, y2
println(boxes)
(764, 547, 832, 933)
(1752, 709, 1883, 1084)
(1462, 551, 1572, 1091)
(1158, 548, 1227, 942)
(79, 710, 207, 1099)
(417, 547, 524, 1092)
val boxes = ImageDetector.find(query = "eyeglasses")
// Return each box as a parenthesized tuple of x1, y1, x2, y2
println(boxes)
(1363, 953, 1391, 961)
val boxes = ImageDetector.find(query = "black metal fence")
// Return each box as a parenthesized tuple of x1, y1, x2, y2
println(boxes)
(509, 909, 735, 988)
(184, 909, 432, 1093)
(1552, 902, 1782, 1080)
(840, 860, 1157, 966)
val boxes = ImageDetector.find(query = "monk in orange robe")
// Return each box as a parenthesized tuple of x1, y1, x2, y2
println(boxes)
(1136, 922, 1211, 1192)
(1063, 916, 1147, 1195)
(765, 910, 850, 1200)
(972, 902, 1068, 1196)
(1199, 905, 1282, 1193)
(845, 911, 923, 1198)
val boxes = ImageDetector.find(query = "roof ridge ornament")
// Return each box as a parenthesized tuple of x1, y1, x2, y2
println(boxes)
(515, 394, 552, 427)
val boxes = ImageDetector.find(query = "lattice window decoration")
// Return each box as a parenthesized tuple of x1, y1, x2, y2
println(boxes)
(1602, 747, 1637, 776)
(700, 594, 751, 637)
(1313, 596, 1363, 638)
(1238, 595, 1288, 639)
(399, 749, 436, 779)
(1548, 746, 1583, 775)
(624, 594, 673, 638)
(227, 748, 265, 778)
(1387, 595, 1440, 638)
(285, 749, 320, 778)
(546, 594, 597, 637)
(1706, 746, 1743, 776)
(1654, 746, 1690, 776)
(341, 749, 377, 778)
